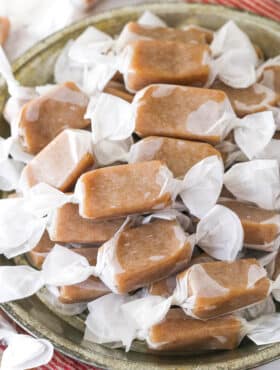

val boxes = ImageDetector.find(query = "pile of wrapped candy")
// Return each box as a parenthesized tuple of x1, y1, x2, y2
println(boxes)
(1, 11, 280, 354)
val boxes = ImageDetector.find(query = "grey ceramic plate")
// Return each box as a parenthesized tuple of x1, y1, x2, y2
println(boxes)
(1, 3, 280, 369)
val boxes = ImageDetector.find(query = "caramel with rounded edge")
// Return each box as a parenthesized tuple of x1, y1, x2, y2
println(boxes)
(104, 81, 133, 102)
(50, 203, 124, 244)
(212, 80, 277, 117)
(19, 82, 90, 154)
(125, 40, 210, 92)
(78, 161, 172, 220)
(0, 17, 10, 45)
(220, 199, 279, 248)
(26, 231, 55, 269)
(20, 130, 94, 191)
(148, 275, 176, 298)
(101, 219, 192, 294)
(178, 259, 270, 319)
(131, 136, 221, 177)
(135, 85, 226, 144)
(148, 309, 242, 351)
(121, 22, 211, 46)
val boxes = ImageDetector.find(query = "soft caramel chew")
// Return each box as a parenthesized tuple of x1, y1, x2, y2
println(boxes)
(50, 203, 124, 244)
(26, 231, 55, 269)
(77, 161, 172, 220)
(0, 17, 10, 45)
(148, 309, 242, 351)
(134, 85, 227, 144)
(212, 80, 277, 117)
(59, 248, 110, 303)
(124, 40, 210, 92)
(100, 219, 192, 294)
(177, 259, 270, 319)
(130, 136, 221, 177)
(104, 81, 134, 102)
(148, 275, 176, 298)
(117, 22, 211, 51)
(273, 250, 280, 281)
(18, 82, 90, 154)
(220, 199, 279, 248)
(20, 129, 94, 191)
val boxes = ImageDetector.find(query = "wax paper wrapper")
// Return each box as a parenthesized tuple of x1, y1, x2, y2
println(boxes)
(39, 286, 87, 316)
(87, 90, 275, 164)
(239, 296, 276, 321)
(224, 159, 280, 210)
(209, 20, 258, 88)
(0, 183, 74, 258)
(0, 314, 53, 369)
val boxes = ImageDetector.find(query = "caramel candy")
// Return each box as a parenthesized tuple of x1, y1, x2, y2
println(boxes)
(26, 232, 55, 269)
(176, 259, 270, 319)
(20, 129, 94, 191)
(188, 252, 214, 266)
(123, 40, 210, 92)
(77, 160, 172, 220)
(117, 22, 211, 51)
(0, 17, 10, 45)
(212, 80, 277, 117)
(134, 85, 227, 144)
(49, 203, 124, 244)
(220, 199, 280, 250)
(259, 65, 280, 97)
(130, 136, 221, 177)
(58, 247, 110, 303)
(148, 276, 176, 298)
(104, 81, 133, 103)
(19, 82, 90, 154)
(99, 219, 193, 294)
(148, 309, 241, 351)
(273, 251, 280, 281)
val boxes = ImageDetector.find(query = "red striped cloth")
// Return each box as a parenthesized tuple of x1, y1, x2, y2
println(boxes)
(1, 1, 280, 369)
(187, 0, 280, 21)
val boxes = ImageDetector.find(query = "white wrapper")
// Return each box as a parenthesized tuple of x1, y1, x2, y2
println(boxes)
(137, 11, 167, 27)
(224, 159, 280, 210)
(239, 296, 276, 321)
(0, 184, 74, 257)
(247, 314, 280, 345)
(0, 314, 53, 369)
(0, 245, 96, 303)
(210, 21, 258, 88)
(41, 286, 87, 316)
(196, 205, 243, 261)
(85, 293, 138, 351)
(68, 26, 114, 66)
(178, 155, 224, 218)
(54, 40, 84, 86)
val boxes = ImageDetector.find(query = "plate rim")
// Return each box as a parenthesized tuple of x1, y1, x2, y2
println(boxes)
(1, 2, 280, 369)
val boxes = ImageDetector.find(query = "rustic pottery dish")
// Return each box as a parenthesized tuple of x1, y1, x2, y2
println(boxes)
(1, 3, 280, 369)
